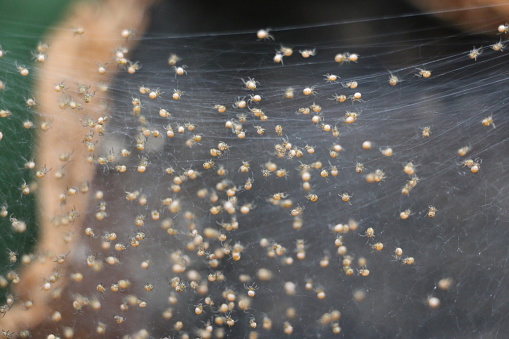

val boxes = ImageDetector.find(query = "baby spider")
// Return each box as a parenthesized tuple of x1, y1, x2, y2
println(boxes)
(298, 107, 310, 115)
(172, 89, 182, 100)
(233, 97, 247, 108)
(35, 165, 51, 178)
(257, 28, 274, 40)
(305, 145, 315, 154)
(340, 193, 352, 203)
(25, 97, 37, 108)
(402, 257, 415, 265)
(332, 93, 347, 103)
(0, 330, 13, 338)
(280, 45, 293, 56)
(127, 61, 141, 74)
(470, 161, 481, 173)
(291, 205, 304, 217)
(348, 92, 362, 102)
(72, 27, 85, 36)
(272, 192, 288, 201)
(168, 53, 180, 66)
(242, 77, 259, 90)
(148, 88, 162, 100)
(342, 81, 358, 89)
(191, 302, 208, 317)
(32, 51, 46, 64)
(416, 68, 431, 78)
(498, 23, 509, 33)
(462, 158, 475, 168)
(249, 94, 262, 103)
(348, 53, 359, 62)
(284, 87, 294, 99)
(275, 125, 283, 136)
(96, 63, 108, 74)
(299, 49, 316, 58)
(427, 206, 438, 218)
(361, 227, 375, 238)
(173, 65, 187, 76)
(422, 126, 431, 138)
(394, 247, 403, 259)
(20, 181, 30, 195)
(54, 251, 71, 264)
(83, 91, 96, 103)
(335, 53, 346, 63)
(239, 161, 250, 173)
(16, 63, 29, 76)
(468, 46, 482, 61)
(226, 314, 236, 327)
(245, 283, 258, 297)
(214, 104, 227, 113)
(310, 103, 321, 113)
(306, 194, 318, 202)
(400, 209, 412, 220)
(0, 205, 7, 218)
(381, 147, 393, 157)
(344, 111, 358, 124)
(273, 52, 284, 64)
(139, 85, 150, 94)
(388, 73, 400, 86)
(358, 267, 370, 277)
(482, 115, 495, 128)
(457, 146, 471, 157)
(324, 73, 339, 83)
(355, 163, 364, 173)
(491, 39, 506, 51)
(402, 163, 416, 177)
(255, 125, 265, 135)
(7, 250, 17, 263)
(121, 28, 135, 40)
(302, 86, 317, 96)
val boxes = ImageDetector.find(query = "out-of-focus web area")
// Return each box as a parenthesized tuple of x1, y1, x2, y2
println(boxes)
(2, 2, 509, 338)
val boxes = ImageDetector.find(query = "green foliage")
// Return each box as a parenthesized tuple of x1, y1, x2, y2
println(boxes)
(0, 0, 74, 294)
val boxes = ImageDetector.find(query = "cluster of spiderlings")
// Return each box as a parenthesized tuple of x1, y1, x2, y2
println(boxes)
(1, 12, 509, 338)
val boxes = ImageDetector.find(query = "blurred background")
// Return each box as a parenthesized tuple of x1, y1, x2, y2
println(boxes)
(0, 0, 72, 285)
(1, 1, 509, 338)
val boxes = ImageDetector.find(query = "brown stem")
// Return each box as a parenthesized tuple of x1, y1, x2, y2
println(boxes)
(0, 0, 154, 332)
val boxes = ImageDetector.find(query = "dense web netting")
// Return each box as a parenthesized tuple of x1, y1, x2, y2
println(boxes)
(1, 1, 509, 338)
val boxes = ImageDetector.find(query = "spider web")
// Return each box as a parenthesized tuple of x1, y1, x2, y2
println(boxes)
(1, 1, 509, 338)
